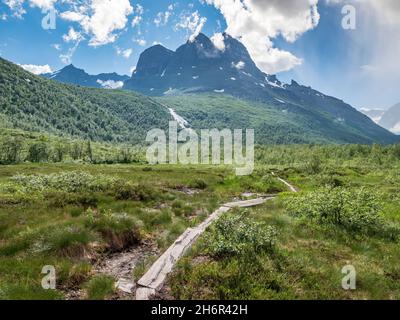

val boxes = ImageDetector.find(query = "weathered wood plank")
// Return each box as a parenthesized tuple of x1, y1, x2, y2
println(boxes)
(135, 198, 272, 300)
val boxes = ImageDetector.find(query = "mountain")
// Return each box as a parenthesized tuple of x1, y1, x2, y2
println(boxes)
(124, 33, 279, 99)
(0, 58, 170, 143)
(360, 108, 385, 123)
(360, 104, 400, 135)
(43, 64, 129, 89)
(125, 33, 398, 144)
(379, 103, 400, 134)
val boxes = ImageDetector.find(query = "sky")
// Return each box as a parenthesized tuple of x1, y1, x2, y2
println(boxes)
(0, 0, 399, 110)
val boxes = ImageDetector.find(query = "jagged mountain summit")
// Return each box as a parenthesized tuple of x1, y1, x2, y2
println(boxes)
(43, 64, 129, 89)
(124, 33, 398, 144)
(124, 33, 283, 99)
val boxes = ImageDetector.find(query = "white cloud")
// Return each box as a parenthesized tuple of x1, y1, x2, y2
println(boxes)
(326, 0, 400, 25)
(203, 0, 320, 74)
(60, 0, 133, 47)
(211, 32, 225, 51)
(59, 40, 80, 64)
(390, 122, 400, 135)
(131, 4, 144, 28)
(96, 79, 124, 89)
(135, 38, 146, 46)
(29, 0, 56, 10)
(154, 3, 175, 27)
(116, 47, 132, 58)
(60, 10, 86, 22)
(19, 63, 52, 74)
(51, 43, 61, 50)
(130, 65, 136, 74)
(4, 0, 26, 18)
(131, 15, 142, 27)
(176, 11, 207, 42)
(324, 0, 400, 107)
(4, 0, 56, 17)
(62, 27, 84, 43)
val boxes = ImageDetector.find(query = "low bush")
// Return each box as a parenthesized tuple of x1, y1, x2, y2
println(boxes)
(62, 262, 92, 288)
(284, 187, 388, 234)
(46, 191, 98, 208)
(112, 182, 158, 202)
(204, 211, 278, 258)
(43, 226, 94, 258)
(84, 209, 142, 251)
(11, 171, 116, 193)
(189, 179, 208, 190)
(85, 275, 115, 300)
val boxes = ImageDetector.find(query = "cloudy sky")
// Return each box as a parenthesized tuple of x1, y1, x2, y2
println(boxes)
(0, 0, 399, 109)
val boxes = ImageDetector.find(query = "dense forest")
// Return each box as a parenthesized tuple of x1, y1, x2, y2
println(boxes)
(0, 58, 171, 144)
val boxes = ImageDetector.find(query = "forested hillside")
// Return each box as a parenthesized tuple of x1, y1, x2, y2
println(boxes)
(0, 58, 171, 144)
(159, 94, 398, 144)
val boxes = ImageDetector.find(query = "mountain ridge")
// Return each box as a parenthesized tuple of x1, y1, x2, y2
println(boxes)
(0, 58, 170, 143)
(2, 29, 398, 145)
(43, 64, 129, 89)
(124, 33, 397, 144)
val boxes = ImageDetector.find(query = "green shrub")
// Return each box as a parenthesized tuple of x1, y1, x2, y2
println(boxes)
(85, 209, 142, 251)
(85, 275, 115, 300)
(316, 174, 344, 187)
(62, 262, 92, 288)
(112, 182, 158, 201)
(11, 171, 116, 193)
(43, 226, 94, 258)
(189, 179, 208, 190)
(46, 191, 98, 208)
(284, 187, 385, 233)
(204, 211, 278, 258)
(304, 155, 323, 174)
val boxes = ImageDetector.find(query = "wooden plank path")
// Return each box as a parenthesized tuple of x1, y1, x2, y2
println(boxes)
(135, 177, 298, 300)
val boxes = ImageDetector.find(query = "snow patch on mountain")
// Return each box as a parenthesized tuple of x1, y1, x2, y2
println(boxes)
(168, 108, 189, 129)
(266, 77, 285, 89)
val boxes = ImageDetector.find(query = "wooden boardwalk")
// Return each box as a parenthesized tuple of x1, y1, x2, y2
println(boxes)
(135, 177, 297, 300)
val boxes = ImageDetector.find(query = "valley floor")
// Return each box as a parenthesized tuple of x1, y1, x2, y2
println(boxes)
(0, 145, 399, 300)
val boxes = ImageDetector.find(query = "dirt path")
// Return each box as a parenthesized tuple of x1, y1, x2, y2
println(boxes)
(272, 172, 298, 193)
(94, 240, 159, 298)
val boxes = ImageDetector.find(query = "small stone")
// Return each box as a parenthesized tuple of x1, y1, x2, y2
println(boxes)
(116, 278, 135, 294)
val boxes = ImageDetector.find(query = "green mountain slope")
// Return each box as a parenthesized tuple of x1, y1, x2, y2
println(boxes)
(0, 58, 170, 143)
(158, 94, 398, 144)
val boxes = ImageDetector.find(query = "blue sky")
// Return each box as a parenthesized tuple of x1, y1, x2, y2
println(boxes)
(0, 0, 399, 109)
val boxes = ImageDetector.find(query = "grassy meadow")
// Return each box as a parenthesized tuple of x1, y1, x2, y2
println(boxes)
(168, 147, 400, 300)
(0, 141, 399, 300)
